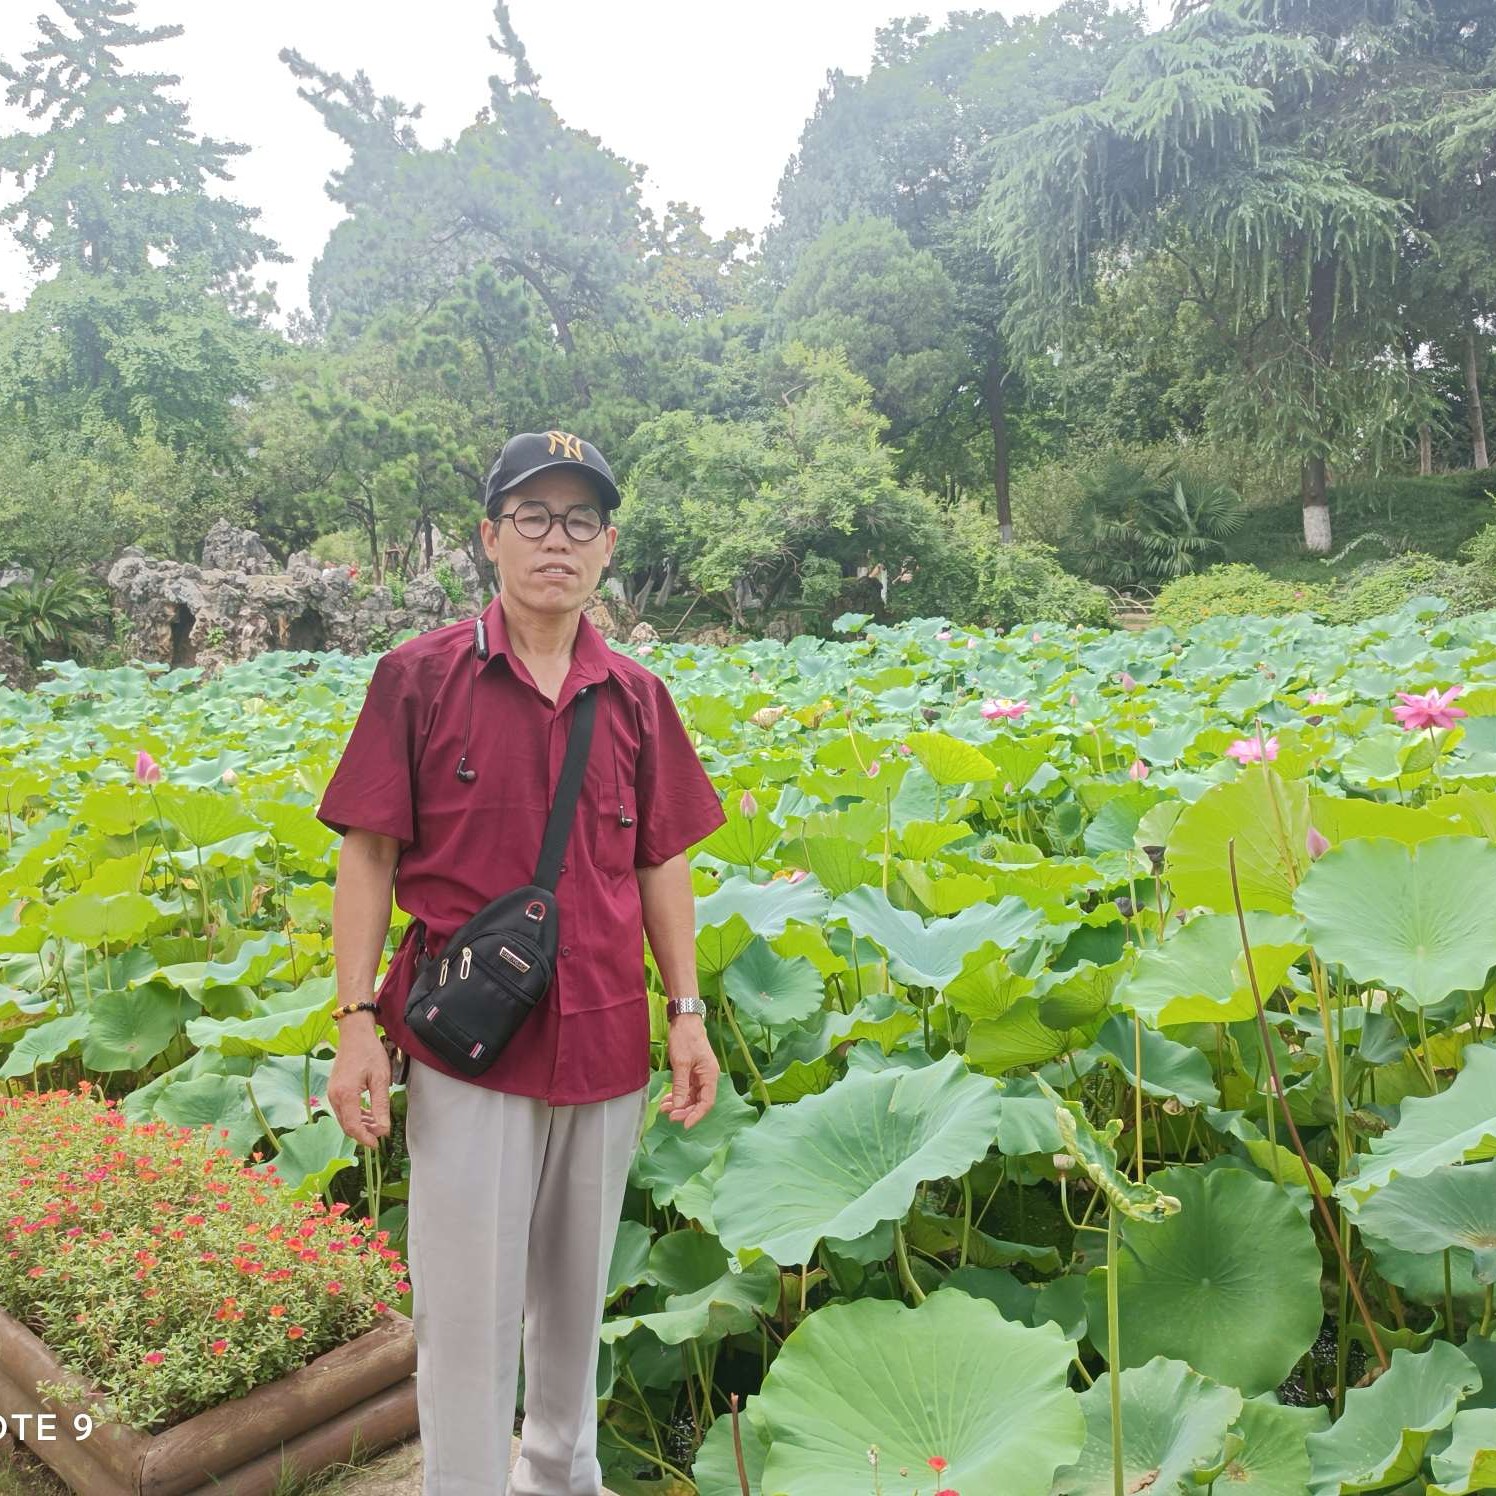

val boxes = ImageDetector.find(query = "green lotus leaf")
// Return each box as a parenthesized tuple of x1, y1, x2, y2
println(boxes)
(1087, 1164, 1323, 1395)
(1360, 1228, 1487, 1310)
(907, 730, 998, 786)
(691, 1396, 772, 1496)
(944, 940, 1036, 1019)
(835, 885, 1044, 988)
(243, 1053, 337, 1129)
(755, 1290, 1083, 1496)
(897, 819, 973, 859)
(254, 1114, 358, 1198)
(696, 912, 754, 975)
(1295, 838, 1496, 1005)
(1118, 913, 1305, 1028)
(966, 997, 1071, 1074)
(0, 1011, 90, 1079)
(252, 799, 337, 863)
(1166, 770, 1311, 915)
(724, 937, 826, 1028)
(152, 784, 263, 847)
(1306, 1342, 1482, 1495)
(906, 1207, 1061, 1273)
(186, 996, 335, 1057)
(1338, 1043, 1496, 1202)
(696, 874, 829, 938)
(701, 801, 780, 867)
(604, 1220, 653, 1302)
(152, 1072, 263, 1157)
(713, 1052, 1004, 1263)
(1309, 795, 1466, 846)
(82, 983, 192, 1071)
(1051, 1356, 1243, 1496)
(798, 835, 878, 897)
(1428, 1408, 1496, 1496)
(78, 852, 151, 897)
(1036, 1076, 1179, 1224)
(631, 1070, 757, 1210)
(1034, 956, 1133, 1029)
(1216, 1398, 1329, 1493)
(49, 890, 159, 946)
(1351, 1160, 1496, 1282)
(78, 783, 152, 837)
(1086, 1012, 1221, 1106)
(600, 1232, 780, 1346)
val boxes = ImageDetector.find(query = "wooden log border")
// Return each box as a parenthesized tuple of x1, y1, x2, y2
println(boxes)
(0, 1304, 417, 1495)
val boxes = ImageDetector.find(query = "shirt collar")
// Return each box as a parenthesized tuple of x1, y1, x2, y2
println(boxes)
(475, 591, 626, 699)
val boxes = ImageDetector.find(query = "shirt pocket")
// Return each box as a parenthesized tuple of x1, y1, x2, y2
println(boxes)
(590, 783, 638, 877)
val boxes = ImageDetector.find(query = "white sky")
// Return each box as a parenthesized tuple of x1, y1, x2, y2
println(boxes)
(0, 0, 1168, 320)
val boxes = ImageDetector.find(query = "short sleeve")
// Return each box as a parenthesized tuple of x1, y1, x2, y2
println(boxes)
(633, 672, 725, 868)
(316, 652, 419, 846)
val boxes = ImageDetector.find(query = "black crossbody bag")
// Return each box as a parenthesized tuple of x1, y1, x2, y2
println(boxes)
(403, 685, 598, 1076)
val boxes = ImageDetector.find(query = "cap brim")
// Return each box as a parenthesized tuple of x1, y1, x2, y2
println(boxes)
(492, 461, 621, 512)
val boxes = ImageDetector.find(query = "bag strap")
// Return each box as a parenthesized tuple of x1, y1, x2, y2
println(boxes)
(532, 683, 599, 891)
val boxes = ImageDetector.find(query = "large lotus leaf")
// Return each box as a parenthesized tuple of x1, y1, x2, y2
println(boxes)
(691, 1396, 772, 1496)
(245, 1053, 337, 1129)
(49, 890, 159, 946)
(696, 913, 754, 975)
(605, 1220, 652, 1302)
(1166, 771, 1311, 915)
(1086, 1013, 1221, 1106)
(253, 1115, 358, 1198)
(760, 994, 921, 1102)
(1217, 1399, 1331, 1493)
(1338, 1043, 1496, 1202)
(696, 874, 830, 938)
(1309, 796, 1468, 846)
(78, 783, 153, 837)
(1295, 837, 1496, 1005)
(966, 997, 1071, 1074)
(1051, 1356, 1243, 1496)
(755, 1290, 1083, 1496)
(1306, 1342, 1482, 1495)
(186, 997, 335, 1057)
(82, 983, 192, 1071)
(600, 1235, 780, 1347)
(78, 852, 151, 897)
(1428, 1408, 1496, 1495)
(1087, 1164, 1323, 1395)
(898, 861, 999, 917)
(943, 940, 1036, 1018)
(724, 938, 826, 1028)
(252, 799, 337, 863)
(834, 886, 1045, 989)
(1118, 913, 1306, 1028)
(631, 1071, 757, 1209)
(1034, 956, 1133, 1030)
(907, 730, 998, 786)
(153, 785, 263, 846)
(701, 800, 781, 868)
(152, 1072, 263, 1157)
(712, 1052, 1004, 1263)
(1351, 1160, 1496, 1282)
(798, 835, 878, 897)
(0, 1011, 89, 1079)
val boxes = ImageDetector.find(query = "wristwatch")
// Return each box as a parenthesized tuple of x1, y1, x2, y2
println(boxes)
(666, 996, 708, 1020)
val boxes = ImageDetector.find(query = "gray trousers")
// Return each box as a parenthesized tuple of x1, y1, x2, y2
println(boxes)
(405, 1056, 650, 1495)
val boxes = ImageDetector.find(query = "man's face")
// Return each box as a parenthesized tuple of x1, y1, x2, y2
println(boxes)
(480, 469, 617, 614)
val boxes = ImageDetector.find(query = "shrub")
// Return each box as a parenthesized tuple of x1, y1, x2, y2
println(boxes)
(433, 561, 466, 608)
(973, 540, 1110, 630)
(0, 1084, 406, 1432)
(0, 571, 107, 668)
(307, 529, 364, 569)
(1154, 565, 1328, 628)
(1318, 553, 1488, 625)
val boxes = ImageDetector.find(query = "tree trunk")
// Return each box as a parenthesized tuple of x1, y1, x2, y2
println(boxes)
(1464, 326, 1489, 470)
(657, 557, 676, 608)
(984, 355, 1014, 544)
(1418, 424, 1432, 476)
(1301, 459, 1331, 555)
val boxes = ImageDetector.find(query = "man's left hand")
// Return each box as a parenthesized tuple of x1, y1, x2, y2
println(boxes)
(660, 1016, 719, 1128)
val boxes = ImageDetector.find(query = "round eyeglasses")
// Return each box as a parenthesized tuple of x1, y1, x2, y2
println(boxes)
(496, 498, 606, 543)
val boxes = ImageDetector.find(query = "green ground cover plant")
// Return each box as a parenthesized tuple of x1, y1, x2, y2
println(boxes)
(3, 600, 1496, 1493)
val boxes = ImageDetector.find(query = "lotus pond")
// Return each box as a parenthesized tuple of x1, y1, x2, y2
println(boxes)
(3, 600, 1496, 1495)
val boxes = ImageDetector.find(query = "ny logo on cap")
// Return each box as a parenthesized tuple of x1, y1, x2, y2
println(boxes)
(545, 430, 585, 461)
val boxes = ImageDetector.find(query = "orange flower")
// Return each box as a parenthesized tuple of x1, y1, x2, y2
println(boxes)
(143, 1351, 164, 1367)
(210, 1338, 228, 1355)
(268, 1305, 287, 1317)
(326, 1280, 343, 1295)
(286, 1325, 305, 1340)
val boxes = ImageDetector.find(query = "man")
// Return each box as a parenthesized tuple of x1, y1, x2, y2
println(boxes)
(316, 430, 727, 1495)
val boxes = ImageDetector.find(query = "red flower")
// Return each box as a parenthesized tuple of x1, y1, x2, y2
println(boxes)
(928, 1456, 949, 1473)
(143, 1351, 165, 1367)
(286, 1325, 305, 1340)
(326, 1280, 343, 1294)
(210, 1338, 228, 1356)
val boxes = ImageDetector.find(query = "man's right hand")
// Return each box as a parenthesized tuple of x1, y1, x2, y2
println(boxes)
(328, 1019, 392, 1146)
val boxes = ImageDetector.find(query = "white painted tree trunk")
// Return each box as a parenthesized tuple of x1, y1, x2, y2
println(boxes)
(1303, 503, 1332, 554)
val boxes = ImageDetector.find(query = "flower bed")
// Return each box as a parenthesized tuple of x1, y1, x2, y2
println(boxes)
(1, 1084, 417, 1491)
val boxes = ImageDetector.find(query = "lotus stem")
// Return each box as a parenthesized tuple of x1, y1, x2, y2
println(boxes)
(1479, 1285, 1492, 1339)
(1107, 1203, 1123, 1496)
(719, 996, 772, 1109)
(243, 1077, 279, 1154)
(1444, 1249, 1456, 1340)
(1133, 1015, 1146, 1183)
(892, 1218, 925, 1304)
(1228, 838, 1388, 1373)
(609, 1424, 696, 1489)
(730, 1393, 751, 1496)
(959, 1172, 972, 1268)
(1417, 1006, 1441, 1093)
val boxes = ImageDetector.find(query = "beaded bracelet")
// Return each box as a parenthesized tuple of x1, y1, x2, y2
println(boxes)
(332, 1001, 378, 1021)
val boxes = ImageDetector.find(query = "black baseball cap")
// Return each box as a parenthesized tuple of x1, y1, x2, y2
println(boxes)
(483, 430, 622, 517)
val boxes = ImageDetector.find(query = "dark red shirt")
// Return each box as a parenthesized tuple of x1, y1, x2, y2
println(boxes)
(315, 594, 726, 1103)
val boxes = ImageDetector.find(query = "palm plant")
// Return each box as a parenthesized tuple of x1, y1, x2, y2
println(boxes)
(1069, 458, 1245, 592)
(0, 572, 107, 668)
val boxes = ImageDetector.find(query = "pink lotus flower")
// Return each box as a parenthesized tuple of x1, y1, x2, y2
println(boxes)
(980, 697, 1029, 720)
(1129, 759, 1149, 781)
(866, 759, 882, 778)
(1392, 685, 1467, 732)
(965, 637, 977, 649)
(738, 789, 758, 818)
(1306, 691, 1329, 706)
(785, 868, 809, 884)
(134, 750, 161, 785)
(936, 629, 953, 641)
(1031, 632, 1042, 643)
(1226, 736, 1279, 764)
(1118, 671, 1138, 691)
(1306, 826, 1330, 861)
(898, 742, 911, 756)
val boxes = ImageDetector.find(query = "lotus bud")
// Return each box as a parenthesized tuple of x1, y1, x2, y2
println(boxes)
(1128, 758, 1149, 781)
(220, 768, 238, 786)
(898, 742, 911, 756)
(866, 759, 881, 778)
(965, 637, 977, 649)
(1119, 671, 1137, 690)
(750, 705, 786, 730)
(738, 789, 758, 818)
(1306, 825, 1330, 861)
(1052, 1153, 1075, 1174)
(134, 751, 161, 785)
